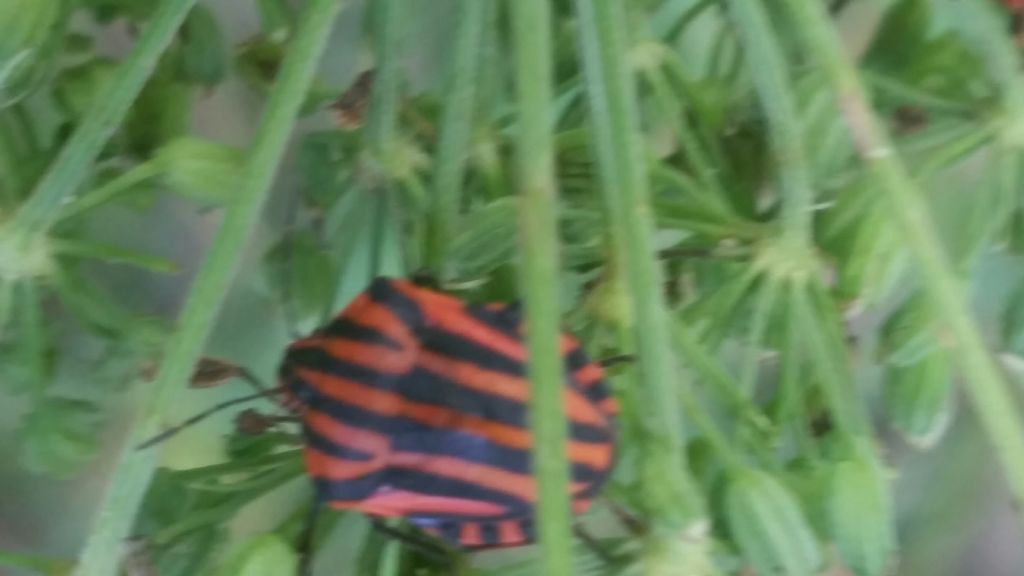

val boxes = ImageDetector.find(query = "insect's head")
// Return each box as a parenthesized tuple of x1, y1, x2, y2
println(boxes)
(278, 341, 316, 409)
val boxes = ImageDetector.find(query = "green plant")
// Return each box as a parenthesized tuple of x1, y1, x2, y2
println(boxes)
(3, 1, 1024, 575)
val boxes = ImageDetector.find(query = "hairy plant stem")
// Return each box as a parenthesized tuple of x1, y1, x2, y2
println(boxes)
(72, 2, 346, 574)
(424, 0, 488, 272)
(508, 2, 574, 573)
(726, 0, 813, 250)
(365, 0, 405, 160)
(575, 0, 703, 529)
(729, 0, 871, 437)
(11, 0, 198, 238)
(784, 0, 1024, 507)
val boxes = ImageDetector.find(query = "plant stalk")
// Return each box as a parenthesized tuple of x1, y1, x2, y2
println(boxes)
(575, 0, 703, 529)
(72, 2, 346, 574)
(425, 0, 488, 272)
(784, 0, 1024, 507)
(11, 0, 198, 237)
(365, 0, 405, 161)
(508, 1, 574, 573)
(726, 0, 814, 249)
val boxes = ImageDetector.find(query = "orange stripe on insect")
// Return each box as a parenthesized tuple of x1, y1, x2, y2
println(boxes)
(298, 368, 405, 415)
(460, 523, 484, 547)
(573, 362, 605, 388)
(356, 489, 510, 518)
(417, 351, 608, 428)
(389, 451, 540, 503)
(392, 282, 528, 361)
(305, 408, 392, 455)
(571, 498, 592, 514)
(304, 338, 417, 374)
(297, 367, 613, 470)
(386, 451, 594, 506)
(496, 519, 526, 545)
(598, 396, 619, 416)
(336, 293, 417, 343)
(305, 447, 388, 482)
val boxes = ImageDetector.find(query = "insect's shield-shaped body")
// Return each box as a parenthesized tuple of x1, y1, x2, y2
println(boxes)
(278, 277, 617, 548)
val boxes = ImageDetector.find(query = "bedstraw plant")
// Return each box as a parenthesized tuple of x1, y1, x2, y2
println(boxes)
(2, 1, 1024, 575)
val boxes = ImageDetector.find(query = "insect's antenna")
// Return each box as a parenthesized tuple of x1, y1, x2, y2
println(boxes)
(280, 189, 305, 341)
(137, 388, 286, 450)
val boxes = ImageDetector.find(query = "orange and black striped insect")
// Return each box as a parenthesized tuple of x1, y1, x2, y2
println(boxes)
(1005, 0, 1024, 46)
(144, 276, 619, 572)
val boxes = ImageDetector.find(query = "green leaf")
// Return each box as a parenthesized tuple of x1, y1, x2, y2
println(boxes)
(235, 34, 285, 92)
(54, 58, 119, 122)
(180, 4, 227, 87)
(155, 137, 243, 202)
(90, 317, 167, 391)
(885, 349, 953, 448)
(863, 0, 931, 76)
(0, 0, 64, 106)
(863, 0, 986, 105)
(54, 239, 179, 273)
(262, 228, 337, 326)
(446, 197, 520, 280)
(0, 281, 51, 395)
(827, 440, 896, 576)
(298, 130, 361, 209)
(80, 0, 157, 23)
(881, 294, 938, 366)
(123, 54, 192, 157)
(725, 468, 822, 576)
(257, 0, 295, 36)
(19, 397, 102, 478)
(212, 534, 297, 576)
(51, 265, 139, 335)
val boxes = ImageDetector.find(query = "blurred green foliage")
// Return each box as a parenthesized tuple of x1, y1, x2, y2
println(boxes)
(3, 0, 1024, 575)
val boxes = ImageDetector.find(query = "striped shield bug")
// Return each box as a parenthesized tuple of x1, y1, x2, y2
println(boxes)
(282, 277, 618, 548)
(142, 275, 620, 572)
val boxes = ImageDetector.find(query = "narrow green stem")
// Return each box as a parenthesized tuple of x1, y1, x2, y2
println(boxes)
(11, 0, 198, 237)
(51, 238, 178, 273)
(643, 65, 732, 210)
(365, 0, 405, 160)
(58, 160, 163, 221)
(667, 325, 748, 471)
(71, 2, 346, 574)
(795, 281, 867, 435)
(508, 2, 574, 573)
(740, 280, 778, 396)
(670, 319, 772, 436)
(726, 0, 814, 249)
(575, 0, 703, 528)
(784, 0, 1024, 506)
(425, 0, 488, 272)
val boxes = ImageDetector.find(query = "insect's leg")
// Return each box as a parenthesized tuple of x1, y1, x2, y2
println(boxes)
(408, 268, 439, 289)
(598, 354, 635, 368)
(296, 499, 322, 576)
(369, 519, 453, 563)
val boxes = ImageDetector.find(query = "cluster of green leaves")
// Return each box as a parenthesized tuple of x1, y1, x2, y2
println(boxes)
(0, 0, 241, 478)
(5, 0, 1024, 575)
